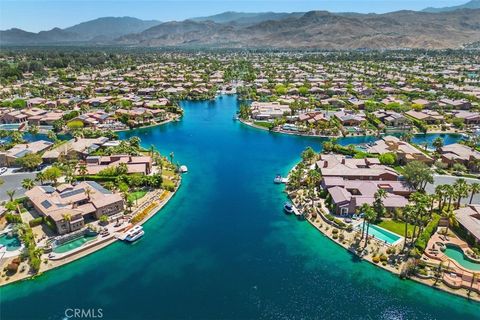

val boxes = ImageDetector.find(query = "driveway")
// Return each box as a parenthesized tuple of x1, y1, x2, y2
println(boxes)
(0, 171, 37, 201)
(425, 174, 480, 205)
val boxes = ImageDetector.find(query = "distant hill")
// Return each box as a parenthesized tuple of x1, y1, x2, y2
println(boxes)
(0, 16, 160, 45)
(422, 0, 480, 13)
(115, 10, 480, 49)
(2, 10, 480, 49)
(191, 11, 304, 25)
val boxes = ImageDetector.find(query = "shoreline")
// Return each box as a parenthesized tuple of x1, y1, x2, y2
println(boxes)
(0, 176, 181, 288)
(287, 181, 480, 303)
(238, 117, 464, 139)
(113, 114, 182, 133)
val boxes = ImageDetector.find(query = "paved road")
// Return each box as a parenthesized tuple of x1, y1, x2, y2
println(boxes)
(425, 174, 480, 205)
(0, 171, 36, 201)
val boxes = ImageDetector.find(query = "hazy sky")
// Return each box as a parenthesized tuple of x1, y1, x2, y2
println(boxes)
(0, 0, 468, 32)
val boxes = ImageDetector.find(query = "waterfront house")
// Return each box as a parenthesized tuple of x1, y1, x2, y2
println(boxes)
(42, 137, 110, 163)
(25, 181, 124, 235)
(333, 110, 367, 126)
(80, 155, 152, 175)
(315, 154, 399, 181)
(439, 143, 480, 171)
(250, 102, 291, 120)
(367, 136, 433, 164)
(322, 177, 410, 215)
(454, 205, 480, 243)
(0, 140, 53, 167)
(372, 110, 409, 127)
(405, 110, 444, 124)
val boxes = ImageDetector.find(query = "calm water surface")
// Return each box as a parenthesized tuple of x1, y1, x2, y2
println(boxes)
(0, 96, 478, 319)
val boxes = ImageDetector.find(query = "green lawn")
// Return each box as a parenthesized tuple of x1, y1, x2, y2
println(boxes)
(377, 219, 415, 237)
(127, 190, 147, 202)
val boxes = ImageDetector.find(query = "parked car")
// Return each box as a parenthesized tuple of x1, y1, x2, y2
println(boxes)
(0, 167, 7, 175)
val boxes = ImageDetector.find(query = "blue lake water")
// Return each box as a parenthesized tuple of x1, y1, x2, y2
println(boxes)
(0, 95, 478, 319)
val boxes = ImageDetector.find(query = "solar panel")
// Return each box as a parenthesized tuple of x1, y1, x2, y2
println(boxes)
(42, 186, 56, 193)
(60, 188, 85, 199)
(86, 181, 112, 194)
(41, 200, 52, 209)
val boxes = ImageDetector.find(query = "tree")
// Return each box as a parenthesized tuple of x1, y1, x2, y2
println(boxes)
(363, 205, 378, 249)
(301, 146, 316, 164)
(469, 183, 480, 204)
(169, 151, 175, 164)
(454, 179, 469, 209)
(357, 203, 371, 242)
(6, 189, 16, 202)
(44, 167, 62, 186)
(403, 161, 433, 191)
(84, 186, 94, 200)
(21, 178, 35, 190)
(373, 189, 387, 219)
(16, 153, 42, 171)
(378, 152, 396, 165)
(35, 171, 46, 185)
(432, 137, 444, 152)
(402, 205, 414, 250)
(78, 164, 87, 180)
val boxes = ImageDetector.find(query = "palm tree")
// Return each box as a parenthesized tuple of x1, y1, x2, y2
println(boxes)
(363, 205, 377, 249)
(35, 171, 46, 185)
(169, 151, 175, 164)
(454, 179, 469, 209)
(445, 185, 455, 210)
(62, 213, 72, 233)
(403, 205, 414, 250)
(435, 185, 446, 211)
(469, 183, 480, 204)
(357, 203, 372, 242)
(373, 189, 387, 219)
(78, 164, 87, 181)
(6, 189, 16, 202)
(432, 137, 444, 152)
(21, 178, 35, 190)
(84, 187, 94, 200)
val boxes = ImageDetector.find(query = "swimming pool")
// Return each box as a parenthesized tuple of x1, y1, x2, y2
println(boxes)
(359, 224, 402, 245)
(0, 233, 22, 251)
(0, 124, 21, 130)
(444, 245, 480, 271)
(53, 234, 97, 254)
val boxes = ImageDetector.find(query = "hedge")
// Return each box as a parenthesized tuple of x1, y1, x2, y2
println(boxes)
(415, 214, 441, 253)
(28, 217, 44, 227)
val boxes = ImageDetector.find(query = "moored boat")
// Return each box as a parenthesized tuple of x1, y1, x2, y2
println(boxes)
(284, 202, 294, 214)
(124, 225, 144, 242)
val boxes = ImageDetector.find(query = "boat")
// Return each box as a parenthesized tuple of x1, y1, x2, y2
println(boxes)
(179, 165, 188, 173)
(232, 114, 238, 121)
(274, 174, 284, 184)
(124, 225, 144, 242)
(284, 202, 294, 214)
(274, 174, 288, 184)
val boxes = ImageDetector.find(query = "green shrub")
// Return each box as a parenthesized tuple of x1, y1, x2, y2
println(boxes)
(5, 213, 22, 224)
(28, 217, 44, 227)
(372, 256, 380, 263)
(415, 214, 440, 253)
(325, 214, 334, 221)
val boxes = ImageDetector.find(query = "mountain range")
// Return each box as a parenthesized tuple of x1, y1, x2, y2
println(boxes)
(1, 4, 480, 49)
(422, 0, 480, 13)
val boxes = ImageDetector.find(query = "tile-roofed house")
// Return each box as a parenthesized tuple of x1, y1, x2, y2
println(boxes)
(405, 110, 444, 124)
(315, 154, 398, 181)
(322, 177, 411, 215)
(454, 205, 480, 243)
(80, 155, 152, 175)
(439, 143, 480, 171)
(25, 181, 124, 235)
(0, 140, 53, 167)
(333, 110, 366, 126)
(367, 136, 433, 164)
(42, 137, 109, 163)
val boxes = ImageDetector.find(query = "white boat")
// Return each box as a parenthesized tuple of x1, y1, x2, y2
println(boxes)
(179, 165, 188, 173)
(124, 225, 144, 242)
(284, 202, 294, 214)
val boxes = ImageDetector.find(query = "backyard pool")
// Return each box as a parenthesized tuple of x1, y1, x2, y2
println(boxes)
(444, 245, 480, 271)
(0, 233, 22, 251)
(359, 224, 402, 245)
(53, 234, 98, 254)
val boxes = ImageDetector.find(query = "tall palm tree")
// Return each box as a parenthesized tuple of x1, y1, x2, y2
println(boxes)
(84, 187, 94, 200)
(21, 178, 35, 190)
(445, 185, 455, 210)
(435, 185, 446, 211)
(363, 205, 378, 249)
(469, 183, 480, 204)
(169, 151, 175, 164)
(468, 273, 478, 296)
(35, 171, 46, 185)
(78, 164, 87, 181)
(357, 203, 371, 242)
(6, 189, 16, 202)
(403, 205, 414, 250)
(454, 179, 469, 209)
(373, 189, 387, 219)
